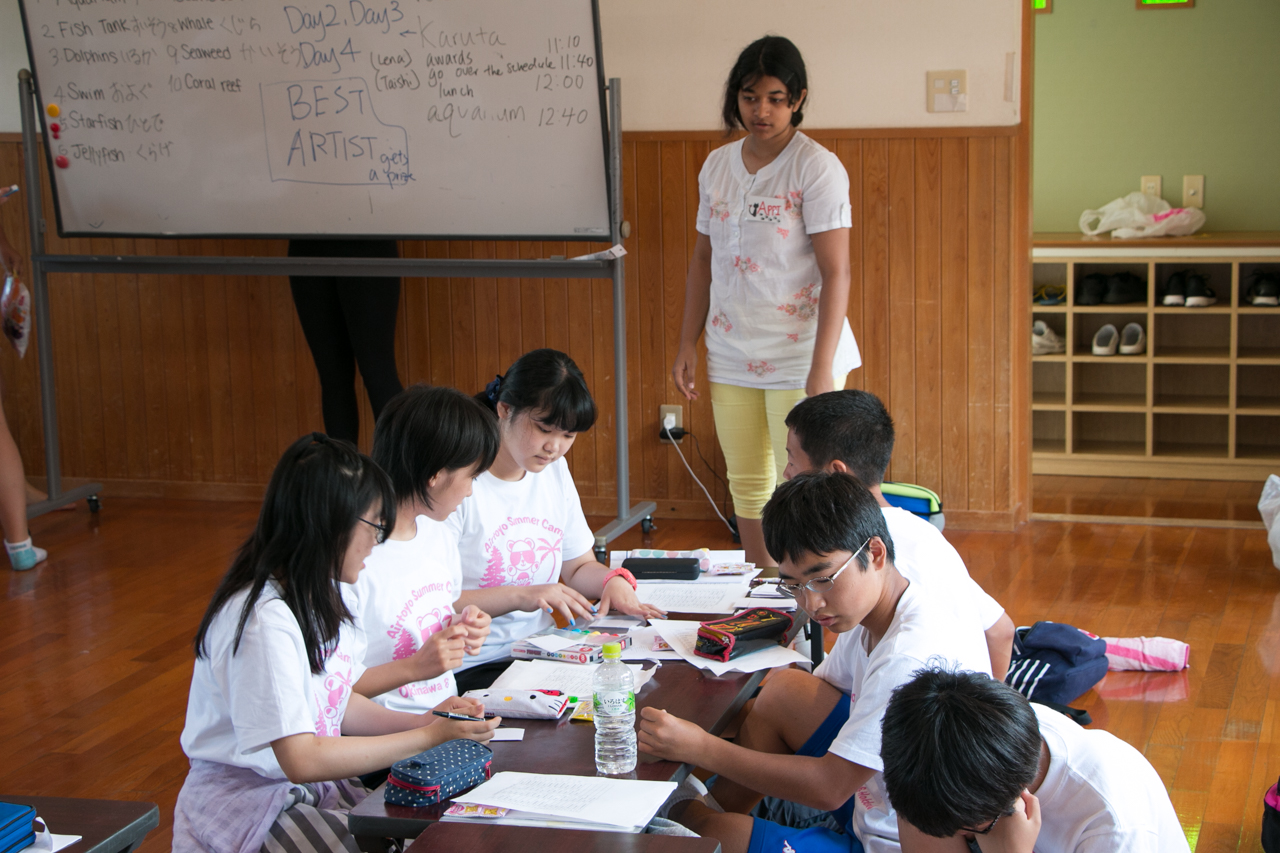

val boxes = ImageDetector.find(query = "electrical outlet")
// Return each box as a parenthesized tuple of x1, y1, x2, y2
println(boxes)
(1141, 175, 1162, 198)
(925, 70, 967, 113)
(1183, 175, 1204, 209)
(659, 404, 683, 444)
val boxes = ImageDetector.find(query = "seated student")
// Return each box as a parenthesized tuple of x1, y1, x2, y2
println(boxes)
(352, 385, 498, 713)
(449, 348, 665, 692)
(638, 471, 992, 853)
(881, 668, 1189, 853)
(783, 390, 1015, 680)
(174, 434, 498, 853)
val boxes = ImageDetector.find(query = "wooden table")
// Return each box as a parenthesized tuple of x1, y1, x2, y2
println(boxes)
(1, 797, 158, 853)
(349, 659, 765, 850)
(409, 821, 722, 853)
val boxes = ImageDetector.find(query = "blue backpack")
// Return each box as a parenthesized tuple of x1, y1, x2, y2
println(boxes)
(1004, 621, 1108, 705)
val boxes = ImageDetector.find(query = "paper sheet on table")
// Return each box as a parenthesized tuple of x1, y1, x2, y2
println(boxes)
(21, 827, 81, 853)
(588, 615, 647, 630)
(735, 598, 797, 611)
(650, 620, 810, 675)
(491, 728, 525, 741)
(619, 626, 683, 661)
(525, 634, 580, 653)
(490, 660, 656, 696)
(452, 771, 675, 829)
(636, 581, 752, 613)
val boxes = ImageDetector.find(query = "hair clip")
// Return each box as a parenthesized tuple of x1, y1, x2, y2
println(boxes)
(484, 374, 504, 403)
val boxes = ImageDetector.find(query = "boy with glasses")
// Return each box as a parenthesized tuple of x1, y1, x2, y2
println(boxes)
(881, 668, 1188, 853)
(638, 471, 991, 853)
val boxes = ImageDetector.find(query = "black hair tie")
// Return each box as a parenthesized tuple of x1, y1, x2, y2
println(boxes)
(485, 374, 504, 403)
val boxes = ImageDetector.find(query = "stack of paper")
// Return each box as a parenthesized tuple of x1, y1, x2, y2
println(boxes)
(635, 581, 754, 614)
(650, 620, 810, 676)
(447, 772, 677, 833)
(490, 659, 657, 695)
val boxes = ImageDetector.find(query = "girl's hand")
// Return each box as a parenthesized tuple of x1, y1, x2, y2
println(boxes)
(671, 342, 700, 401)
(432, 695, 486, 718)
(598, 575, 666, 619)
(976, 790, 1041, 853)
(637, 707, 707, 763)
(430, 715, 501, 746)
(410, 624, 468, 680)
(455, 605, 492, 655)
(521, 583, 596, 626)
(804, 364, 836, 399)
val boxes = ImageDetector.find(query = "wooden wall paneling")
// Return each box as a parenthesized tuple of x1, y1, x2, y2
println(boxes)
(564, 243, 600, 496)
(835, 140, 863, 392)
(108, 239, 146, 479)
(659, 141, 688, 503)
(428, 240, 457, 386)
(860, 140, 891, 402)
(992, 138, 1014, 513)
(267, 258, 301, 463)
(633, 141, 665, 502)
(70, 236, 109, 481)
(90, 236, 128, 481)
(966, 138, 996, 512)
(939, 138, 969, 509)
(913, 138, 944, 492)
(887, 138, 917, 485)
(200, 241, 236, 484)
(131, 242, 172, 481)
(518, 241, 547, 358)
(494, 240, 524, 376)
(219, 242, 254, 482)
(242, 244, 282, 481)
(399, 240, 430, 387)
(589, 273, 616, 504)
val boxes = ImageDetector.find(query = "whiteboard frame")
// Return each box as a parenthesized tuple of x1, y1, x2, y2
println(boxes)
(18, 0, 614, 241)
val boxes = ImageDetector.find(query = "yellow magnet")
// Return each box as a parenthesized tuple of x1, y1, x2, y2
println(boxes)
(46, 104, 60, 118)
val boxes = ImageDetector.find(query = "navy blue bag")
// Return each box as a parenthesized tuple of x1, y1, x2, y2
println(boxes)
(0, 802, 35, 853)
(384, 740, 493, 808)
(1004, 621, 1108, 705)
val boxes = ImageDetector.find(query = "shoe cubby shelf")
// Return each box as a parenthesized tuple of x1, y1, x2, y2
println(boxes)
(1030, 235, 1280, 480)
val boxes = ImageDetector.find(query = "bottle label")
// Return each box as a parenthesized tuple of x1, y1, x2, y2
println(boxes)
(594, 690, 635, 717)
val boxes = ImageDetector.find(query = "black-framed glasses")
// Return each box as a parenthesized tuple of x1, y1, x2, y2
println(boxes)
(358, 517, 390, 544)
(961, 805, 1015, 836)
(777, 538, 871, 598)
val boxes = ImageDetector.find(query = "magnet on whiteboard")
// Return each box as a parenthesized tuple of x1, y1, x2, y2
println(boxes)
(50, 123, 60, 133)
(46, 104, 60, 118)
(55, 155, 69, 169)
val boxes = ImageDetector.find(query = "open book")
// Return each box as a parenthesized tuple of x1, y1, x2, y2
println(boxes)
(444, 772, 676, 833)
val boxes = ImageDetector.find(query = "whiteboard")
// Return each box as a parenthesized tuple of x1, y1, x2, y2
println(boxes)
(18, 0, 612, 239)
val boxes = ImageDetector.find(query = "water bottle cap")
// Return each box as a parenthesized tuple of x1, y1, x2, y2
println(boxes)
(602, 641, 622, 658)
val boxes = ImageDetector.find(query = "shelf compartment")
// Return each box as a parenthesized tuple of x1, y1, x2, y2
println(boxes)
(1238, 314, 1280, 361)
(1152, 313, 1230, 359)
(1154, 263, 1232, 308)
(1239, 262, 1280, 308)
(1073, 312, 1149, 358)
(1032, 262, 1068, 309)
(1236, 415, 1280, 460)
(1073, 362, 1146, 409)
(1072, 411, 1145, 457)
(1153, 413, 1228, 458)
(1072, 262, 1149, 308)
(1237, 365, 1280, 412)
(1032, 362, 1066, 408)
(1033, 411, 1066, 454)
(1153, 364, 1229, 411)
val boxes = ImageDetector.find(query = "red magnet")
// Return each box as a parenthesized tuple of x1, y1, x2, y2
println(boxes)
(49, 123, 60, 133)
(55, 155, 69, 169)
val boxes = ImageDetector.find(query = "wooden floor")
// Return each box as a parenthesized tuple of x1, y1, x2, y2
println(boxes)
(2, 489, 1277, 852)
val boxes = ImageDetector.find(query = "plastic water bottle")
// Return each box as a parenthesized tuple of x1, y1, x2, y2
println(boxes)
(593, 641, 637, 774)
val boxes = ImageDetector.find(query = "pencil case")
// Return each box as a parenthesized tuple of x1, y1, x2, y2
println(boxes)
(384, 740, 493, 808)
(622, 557, 700, 580)
(461, 688, 572, 719)
(695, 607, 793, 662)
(0, 802, 35, 853)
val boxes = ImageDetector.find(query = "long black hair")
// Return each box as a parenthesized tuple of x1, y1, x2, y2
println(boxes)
(722, 36, 809, 133)
(193, 433, 396, 673)
(373, 384, 500, 511)
(477, 348, 597, 433)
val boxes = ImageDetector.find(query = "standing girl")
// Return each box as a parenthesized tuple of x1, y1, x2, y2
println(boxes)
(670, 36, 860, 566)
(449, 349, 665, 692)
(174, 434, 497, 853)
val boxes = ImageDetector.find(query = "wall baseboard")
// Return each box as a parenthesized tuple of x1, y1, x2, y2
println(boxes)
(28, 476, 265, 503)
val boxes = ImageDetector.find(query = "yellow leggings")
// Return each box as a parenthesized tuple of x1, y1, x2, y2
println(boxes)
(710, 374, 847, 520)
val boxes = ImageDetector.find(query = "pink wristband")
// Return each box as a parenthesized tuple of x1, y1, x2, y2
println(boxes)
(603, 567, 637, 591)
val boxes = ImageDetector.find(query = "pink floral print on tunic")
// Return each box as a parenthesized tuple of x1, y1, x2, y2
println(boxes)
(776, 283, 819, 323)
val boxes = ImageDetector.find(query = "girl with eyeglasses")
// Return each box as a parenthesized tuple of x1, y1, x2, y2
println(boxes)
(174, 434, 498, 853)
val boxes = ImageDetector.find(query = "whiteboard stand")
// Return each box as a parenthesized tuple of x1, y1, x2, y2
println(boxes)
(18, 71, 654, 543)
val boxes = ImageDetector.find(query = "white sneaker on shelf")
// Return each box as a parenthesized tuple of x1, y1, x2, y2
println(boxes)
(1119, 322, 1146, 355)
(1091, 323, 1119, 356)
(1032, 320, 1066, 355)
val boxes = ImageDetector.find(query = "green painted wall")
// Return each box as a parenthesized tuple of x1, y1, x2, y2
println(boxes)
(1033, 0, 1280, 232)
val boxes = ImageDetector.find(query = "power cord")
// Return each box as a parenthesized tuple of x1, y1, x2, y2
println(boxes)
(663, 414, 735, 535)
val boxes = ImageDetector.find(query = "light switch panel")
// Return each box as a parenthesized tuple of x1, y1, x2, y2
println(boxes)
(926, 70, 967, 113)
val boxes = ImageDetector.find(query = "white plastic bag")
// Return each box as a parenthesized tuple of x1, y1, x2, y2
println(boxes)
(1, 272, 31, 358)
(1079, 191, 1205, 239)
(1261, 474, 1280, 570)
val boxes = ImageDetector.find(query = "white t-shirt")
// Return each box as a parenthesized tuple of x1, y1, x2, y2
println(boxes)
(180, 583, 366, 779)
(1033, 704, 1189, 852)
(448, 457, 596, 667)
(812, 581, 991, 853)
(696, 131, 861, 389)
(882, 506, 1005, 631)
(353, 515, 462, 713)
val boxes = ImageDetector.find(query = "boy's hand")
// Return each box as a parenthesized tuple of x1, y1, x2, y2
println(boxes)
(976, 790, 1040, 853)
(455, 605, 492, 654)
(598, 576, 666, 620)
(410, 624, 468, 680)
(638, 707, 709, 764)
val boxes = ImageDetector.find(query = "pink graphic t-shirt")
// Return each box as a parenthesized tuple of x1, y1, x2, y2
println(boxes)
(354, 515, 462, 713)
(448, 457, 596, 666)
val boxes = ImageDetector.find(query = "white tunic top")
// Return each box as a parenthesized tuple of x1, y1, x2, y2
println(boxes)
(696, 131, 861, 389)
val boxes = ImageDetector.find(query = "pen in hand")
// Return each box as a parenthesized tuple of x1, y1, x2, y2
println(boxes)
(432, 710, 486, 722)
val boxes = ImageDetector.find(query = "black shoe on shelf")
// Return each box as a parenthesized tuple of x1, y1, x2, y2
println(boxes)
(1075, 273, 1108, 306)
(1184, 271, 1217, 307)
(1103, 271, 1147, 305)
(1162, 270, 1187, 306)
(1246, 270, 1280, 306)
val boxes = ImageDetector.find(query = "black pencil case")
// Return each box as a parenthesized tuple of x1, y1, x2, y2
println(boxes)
(695, 608, 794, 662)
(621, 557, 700, 580)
